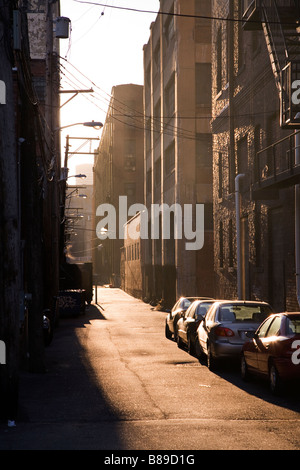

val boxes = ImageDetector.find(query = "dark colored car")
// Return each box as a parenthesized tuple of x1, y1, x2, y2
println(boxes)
(241, 312, 300, 394)
(176, 300, 216, 355)
(165, 296, 213, 341)
(197, 300, 273, 370)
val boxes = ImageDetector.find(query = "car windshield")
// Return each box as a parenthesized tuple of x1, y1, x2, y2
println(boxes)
(181, 299, 192, 309)
(219, 304, 272, 323)
(286, 316, 300, 336)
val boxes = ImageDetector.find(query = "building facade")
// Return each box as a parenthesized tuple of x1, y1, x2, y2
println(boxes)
(93, 84, 144, 285)
(211, 0, 300, 312)
(143, 0, 214, 306)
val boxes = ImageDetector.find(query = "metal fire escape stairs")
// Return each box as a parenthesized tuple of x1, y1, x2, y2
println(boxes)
(260, 0, 300, 127)
(242, 1, 300, 197)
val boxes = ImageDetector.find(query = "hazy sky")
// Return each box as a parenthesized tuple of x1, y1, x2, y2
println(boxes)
(59, 0, 159, 179)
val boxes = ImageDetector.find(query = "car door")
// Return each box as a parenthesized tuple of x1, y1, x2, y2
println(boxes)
(198, 304, 217, 354)
(182, 303, 197, 343)
(257, 316, 281, 374)
(247, 317, 274, 372)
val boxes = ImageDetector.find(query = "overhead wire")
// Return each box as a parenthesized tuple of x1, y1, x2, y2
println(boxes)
(72, 0, 300, 27)
(59, 56, 280, 150)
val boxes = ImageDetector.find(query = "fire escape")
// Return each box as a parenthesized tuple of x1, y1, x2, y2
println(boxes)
(242, 0, 300, 198)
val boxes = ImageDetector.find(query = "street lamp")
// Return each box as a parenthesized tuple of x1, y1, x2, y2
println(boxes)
(57, 121, 103, 131)
(67, 174, 86, 179)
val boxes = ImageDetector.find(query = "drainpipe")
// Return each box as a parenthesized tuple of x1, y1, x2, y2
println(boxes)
(235, 174, 245, 300)
(295, 125, 300, 307)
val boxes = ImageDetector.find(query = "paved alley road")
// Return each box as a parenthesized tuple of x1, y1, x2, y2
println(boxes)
(1, 287, 300, 450)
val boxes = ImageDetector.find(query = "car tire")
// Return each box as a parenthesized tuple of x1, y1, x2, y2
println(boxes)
(269, 363, 282, 395)
(194, 337, 203, 360)
(241, 354, 250, 382)
(187, 333, 194, 356)
(207, 343, 217, 371)
(165, 321, 172, 340)
(177, 334, 184, 349)
(173, 320, 178, 341)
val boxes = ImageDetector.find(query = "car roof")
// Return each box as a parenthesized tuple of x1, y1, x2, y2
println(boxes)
(187, 299, 216, 306)
(179, 296, 214, 300)
(272, 312, 300, 317)
(212, 300, 271, 306)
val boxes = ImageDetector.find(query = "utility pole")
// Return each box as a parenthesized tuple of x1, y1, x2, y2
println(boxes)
(0, 0, 21, 422)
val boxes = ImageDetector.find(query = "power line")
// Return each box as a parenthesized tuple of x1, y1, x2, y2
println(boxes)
(72, 0, 300, 26)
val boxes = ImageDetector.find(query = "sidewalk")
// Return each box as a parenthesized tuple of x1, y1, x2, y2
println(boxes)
(0, 298, 125, 450)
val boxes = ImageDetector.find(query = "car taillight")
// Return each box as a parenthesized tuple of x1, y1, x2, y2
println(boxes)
(215, 326, 234, 337)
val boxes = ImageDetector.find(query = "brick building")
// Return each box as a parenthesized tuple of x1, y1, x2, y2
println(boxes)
(212, 0, 300, 312)
(93, 84, 144, 285)
(142, 0, 214, 307)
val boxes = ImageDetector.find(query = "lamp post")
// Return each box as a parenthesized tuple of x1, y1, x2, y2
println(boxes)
(57, 121, 103, 131)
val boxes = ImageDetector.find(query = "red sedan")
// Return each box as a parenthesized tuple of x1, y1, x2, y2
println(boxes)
(241, 312, 300, 394)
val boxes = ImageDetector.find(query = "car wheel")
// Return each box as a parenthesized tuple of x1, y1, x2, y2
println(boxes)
(177, 334, 184, 349)
(269, 363, 282, 395)
(241, 354, 250, 382)
(187, 333, 194, 356)
(165, 321, 172, 340)
(207, 344, 217, 371)
(194, 337, 203, 359)
(173, 320, 178, 341)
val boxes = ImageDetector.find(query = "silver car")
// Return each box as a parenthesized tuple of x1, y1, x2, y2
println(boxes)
(197, 300, 273, 370)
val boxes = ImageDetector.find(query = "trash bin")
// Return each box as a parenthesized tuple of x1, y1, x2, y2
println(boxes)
(58, 289, 86, 317)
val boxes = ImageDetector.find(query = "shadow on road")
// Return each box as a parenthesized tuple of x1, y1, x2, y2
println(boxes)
(196, 354, 300, 413)
(0, 304, 126, 450)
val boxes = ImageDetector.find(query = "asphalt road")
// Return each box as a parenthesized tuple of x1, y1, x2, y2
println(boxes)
(1, 287, 300, 450)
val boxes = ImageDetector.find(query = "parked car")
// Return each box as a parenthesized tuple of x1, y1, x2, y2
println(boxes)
(176, 300, 216, 355)
(197, 300, 273, 370)
(165, 296, 213, 341)
(241, 312, 300, 394)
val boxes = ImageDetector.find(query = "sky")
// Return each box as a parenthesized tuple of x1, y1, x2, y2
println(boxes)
(59, 0, 160, 182)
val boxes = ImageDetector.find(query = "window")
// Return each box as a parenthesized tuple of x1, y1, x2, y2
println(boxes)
(266, 317, 281, 337)
(124, 155, 136, 172)
(165, 8, 175, 45)
(218, 152, 223, 199)
(229, 219, 234, 268)
(254, 203, 262, 267)
(164, 141, 175, 175)
(187, 304, 197, 318)
(155, 157, 161, 187)
(286, 316, 300, 336)
(195, 0, 211, 43)
(146, 169, 152, 195)
(124, 140, 136, 171)
(219, 222, 224, 268)
(196, 63, 212, 106)
(237, 135, 248, 174)
(257, 317, 274, 338)
(154, 99, 161, 135)
(238, 1, 244, 70)
(165, 75, 175, 117)
(154, 41, 160, 75)
(216, 27, 222, 93)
